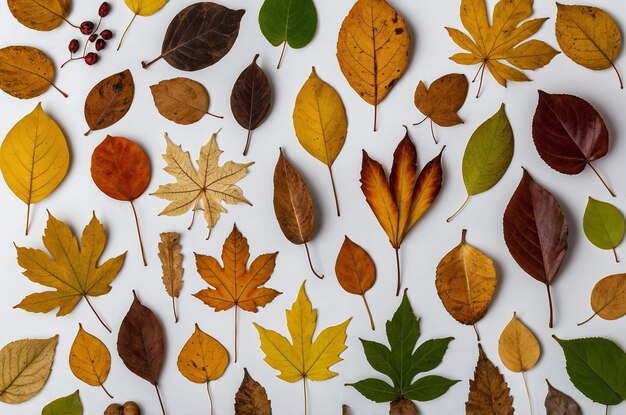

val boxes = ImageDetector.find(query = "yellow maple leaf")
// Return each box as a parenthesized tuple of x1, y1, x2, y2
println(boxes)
(446, 0, 559, 96)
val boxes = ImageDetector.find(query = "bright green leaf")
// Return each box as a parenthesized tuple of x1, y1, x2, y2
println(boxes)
(583, 197, 625, 256)
(553, 336, 626, 406)
(404, 375, 460, 402)
(347, 378, 397, 403)
(42, 390, 82, 415)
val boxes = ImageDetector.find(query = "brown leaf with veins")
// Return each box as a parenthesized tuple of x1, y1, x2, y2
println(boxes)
(545, 380, 581, 415)
(84, 70, 134, 136)
(235, 368, 272, 415)
(466, 344, 514, 415)
(158, 232, 183, 323)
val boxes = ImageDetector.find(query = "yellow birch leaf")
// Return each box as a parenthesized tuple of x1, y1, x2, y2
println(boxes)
(0, 46, 67, 99)
(119, 0, 169, 50)
(293, 67, 347, 216)
(498, 313, 540, 373)
(69, 324, 112, 397)
(7, 0, 70, 31)
(336, 0, 410, 131)
(0, 103, 70, 234)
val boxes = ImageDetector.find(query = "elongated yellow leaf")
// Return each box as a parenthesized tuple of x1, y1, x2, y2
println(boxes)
(8, 0, 70, 31)
(498, 313, 540, 372)
(69, 324, 112, 397)
(0, 103, 70, 234)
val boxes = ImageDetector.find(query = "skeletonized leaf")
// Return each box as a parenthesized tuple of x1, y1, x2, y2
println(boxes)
(8, 0, 70, 31)
(158, 232, 183, 323)
(545, 380, 581, 415)
(84, 70, 135, 136)
(466, 344, 514, 415)
(235, 368, 272, 415)
(583, 197, 624, 261)
(42, 390, 82, 415)
(0, 46, 67, 98)
(69, 324, 112, 397)
(151, 78, 220, 125)
(498, 313, 540, 373)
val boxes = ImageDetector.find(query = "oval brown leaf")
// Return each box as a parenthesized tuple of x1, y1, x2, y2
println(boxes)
(235, 368, 272, 415)
(150, 77, 222, 125)
(545, 380, 581, 415)
(466, 344, 514, 415)
(503, 169, 568, 328)
(230, 54, 272, 156)
(117, 291, 167, 415)
(84, 69, 135, 136)
(142, 2, 245, 71)
(579, 273, 626, 325)
(335, 236, 376, 330)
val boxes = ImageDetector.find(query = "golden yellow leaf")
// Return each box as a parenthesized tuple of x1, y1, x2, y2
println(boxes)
(336, 0, 410, 130)
(8, 0, 70, 31)
(69, 324, 112, 398)
(0, 103, 69, 234)
(555, 3, 623, 88)
(293, 67, 347, 215)
(0, 46, 67, 99)
(0, 335, 58, 404)
(158, 232, 183, 323)
(579, 273, 626, 325)
(498, 313, 540, 373)
(436, 229, 496, 332)
(119, 0, 169, 49)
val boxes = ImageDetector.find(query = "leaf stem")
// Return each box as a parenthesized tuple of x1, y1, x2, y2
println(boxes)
(303, 377, 308, 415)
(472, 323, 480, 343)
(613, 247, 620, 263)
(304, 243, 324, 279)
(84, 296, 111, 333)
(394, 248, 401, 296)
(277, 41, 287, 69)
(328, 165, 341, 217)
(430, 119, 438, 144)
(118, 13, 138, 51)
(446, 195, 470, 223)
(234, 305, 239, 363)
(610, 61, 624, 89)
(172, 295, 179, 323)
(243, 129, 253, 156)
(476, 61, 487, 98)
(546, 284, 554, 329)
(49, 81, 68, 98)
(130, 201, 147, 266)
(413, 115, 428, 126)
(472, 61, 485, 83)
(155, 383, 166, 415)
(588, 162, 616, 197)
(577, 312, 597, 326)
(206, 381, 214, 415)
(522, 371, 533, 415)
(25, 202, 31, 236)
(373, 104, 378, 132)
(206, 111, 224, 119)
(361, 294, 375, 330)
(101, 383, 113, 399)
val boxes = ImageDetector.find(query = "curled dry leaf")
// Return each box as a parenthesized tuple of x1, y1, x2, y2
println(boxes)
(413, 73, 469, 144)
(158, 232, 183, 323)
(118, 0, 169, 50)
(151, 132, 253, 238)
(335, 236, 376, 330)
(293, 67, 347, 216)
(337, 0, 409, 131)
(194, 225, 279, 362)
(503, 169, 568, 328)
(555, 4, 623, 89)
(230, 54, 272, 155)
(583, 197, 624, 262)
(142, 2, 244, 70)
(0, 335, 58, 404)
(69, 324, 113, 398)
(177, 324, 229, 414)
(533, 91, 614, 196)
(0, 103, 69, 235)
(151, 77, 222, 125)
(0, 46, 67, 98)
(84, 69, 135, 136)
(42, 390, 82, 415)
(8, 0, 70, 31)
(104, 402, 141, 415)
(466, 344, 514, 415)
(341, 404, 351, 415)
(435, 229, 496, 340)
(545, 380, 581, 415)
(14, 212, 125, 333)
(117, 292, 167, 415)
(273, 149, 323, 279)
(91, 136, 150, 266)
(361, 129, 444, 295)
(579, 273, 626, 326)
(235, 369, 272, 415)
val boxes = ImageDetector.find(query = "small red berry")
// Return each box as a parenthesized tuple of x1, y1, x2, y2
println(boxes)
(95, 39, 107, 51)
(68, 39, 79, 53)
(80, 20, 94, 35)
(100, 29, 113, 40)
(98, 2, 111, 17)
(89, 33, 98, 43)
(84, 52, 98, 66)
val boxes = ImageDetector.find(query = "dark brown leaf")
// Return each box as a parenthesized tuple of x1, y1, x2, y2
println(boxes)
(503, 169, 568, 328)
(466, 344, 514, 415)
(235, 368, 272, 415)
(84, 69, 135, 136)
(142, 2, 244, 71)
(545, 380, 582, 415)
(342, 405, 352, 415)
(390, 397, 417, 415)
(230, 54, 272, 156)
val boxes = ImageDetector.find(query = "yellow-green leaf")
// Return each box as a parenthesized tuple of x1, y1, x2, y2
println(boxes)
(583, 197, 625, 262)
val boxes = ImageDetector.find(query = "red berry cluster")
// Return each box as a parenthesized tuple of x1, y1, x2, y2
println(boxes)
(62, 3, 113, 67)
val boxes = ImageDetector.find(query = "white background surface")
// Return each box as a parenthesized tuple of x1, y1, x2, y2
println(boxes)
(1, 0, 625, 414)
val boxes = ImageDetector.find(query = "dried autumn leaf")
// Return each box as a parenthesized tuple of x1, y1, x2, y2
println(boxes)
(91, 136, 150, 266)
(435, 229, 496, 339)
(533, 91, 615, 196)
(503, 169, 568, 328)
(158, 232, 183, 323)
(8, 0, 70, 31)
(230, 54, 272, 155)
(0, 103, 69, 235)
(84, 69, 135, 136)
(254, 282, 350, 414)
(150, 77, 222, 125)
(178, 324, 229, 413)
(448, 104, 513, 222)
(466, 344, 514, 415)
(142, 3, 244, 70)
(579, 273, 626, 326)
(583, 197, 624, 262)
(117, 291, 167, 415)
(545, 380, 581, 415)
(151, 132, 253, 238)
(0, 335, 58, 404)
(235, 369, 272, 415)
(293, 67, 347, 216)
(447, 0, 559, 97)
(335, 236, 376, 330)
(361, 129, 444, 295)
(14, 212, 125, 332)
(42, 390, 82, 415)
(342, 404, 351, 415)
(194, 225, 279, 362)
(118, 0, 169, 50)
(69, 324, 112, 398)
(556, 4, 623, 88)
(337, 0, 410, 130)
(413, 73, 469, 143)
(0, 46, 67, 98)
(273, 149, 323, 279)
